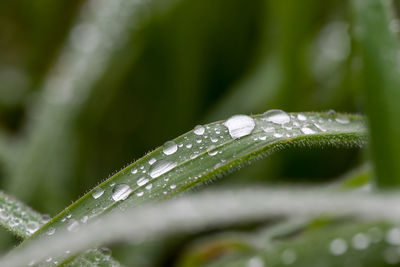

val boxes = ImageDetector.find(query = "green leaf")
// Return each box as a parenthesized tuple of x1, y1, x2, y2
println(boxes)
(18, 111, 365, 265)
(0, 191, 121, 266)
(0, 190, 46, 239)
(352, 0, 400, 186)
(4, 187, 400, 267)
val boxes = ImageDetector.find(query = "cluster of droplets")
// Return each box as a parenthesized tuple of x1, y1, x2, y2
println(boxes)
(0, 193, 48, 237)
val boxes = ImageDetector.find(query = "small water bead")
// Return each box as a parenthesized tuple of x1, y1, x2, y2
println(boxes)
(41, 214, 51, 223)
(163, 141, 178, 155)
(223, 115, 255, 139)
(263, 109, 291, 125)
(145, 183, 153, 190)
(136, 191, 144, 197)
(46, 227, 56, 236)
(297, 113, 307, 121)
(273, 133, 283, 138)
(259, 135, 267, 141)
(210, 137, 218, 143)
(92, 187, 105, 199)
(149, 160, 177, 178)
(137, 177, 149, 187)
(301, 127, 316, 135)
(352, 233, 370, 250)
(281, 249, 296, 265)
(314, 123, 326, 132)
(194, 125, 205, 135)
(196, 139, 202, 144)
(336, 117, 350, 124)
(81, 215, 88, 223)
(67, 219, 79, 232)
(26, 221, 40, 234)
(170, 184, 176, 189)
(207, 145, 218, 156)
(186, 143, 193, 149)
(99, 247, 112, 257)
(329, 238, 348, 255)
(131, 169, 137, 174)
(112, 184, 132, 201)
(148, 158, 157, 165)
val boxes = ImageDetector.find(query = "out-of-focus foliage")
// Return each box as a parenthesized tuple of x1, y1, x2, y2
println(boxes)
(0, 0, 399, 265)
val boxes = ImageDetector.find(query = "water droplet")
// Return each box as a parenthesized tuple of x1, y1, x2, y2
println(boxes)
(223, 115, 255, 139)
(92, 187, 105, 199)
(136, 191, 144, 197)
(26, 221, 40, 234)
(112, 184, 132, 201)
(137, 177, 149, 187)
(352, 233, 370, 250)
(263, 109, 291, 125)
(81, 215, 88, 223)
(259, 135, 267, 141)
(148, 158, 156, 165)
(99, 247, 112, 257)
(329, 238, 348, 255)
(163, 141, 178, 155)
(281, 249, 296, 265)
(131, 169, 137, 174)
(170, 184, 176, 189)
(194, 125, 205, 135)
(196, 139, 202, 144)
(301, 127, 316, 135)
(273, 133, 283, 138)
(336, 117, 350, 124)
(210, 137, 218, 143)
(47, 227, 56, 236)
(67, 219, 79, 232)
(297, 113, 307, 121)
(145, 183, 153, 190)
(314, 123, 326, 132)
(207, 145, 218, 156)
(186, 143, 192, 149)
(149, 160, 177, 178)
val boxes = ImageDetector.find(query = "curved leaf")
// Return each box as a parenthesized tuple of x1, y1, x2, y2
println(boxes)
(20, 111, 366, 264)
(0, 190, 46, 239)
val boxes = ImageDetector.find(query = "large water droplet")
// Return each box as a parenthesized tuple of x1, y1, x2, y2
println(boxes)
(92, 187, 104, 199)
(137, 177, 149, 187)
(263, 109, 291, 125)
(149, 160, 177, 178)
(329, 238, 347, 255)
(223, 115, 255, 139)
(163, 141, 178, 155)
(112, 184, 132, 201)
(194, 125, 205, 135)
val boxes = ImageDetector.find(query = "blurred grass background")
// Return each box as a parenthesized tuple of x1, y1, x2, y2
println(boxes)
(0, 0, 399, 265)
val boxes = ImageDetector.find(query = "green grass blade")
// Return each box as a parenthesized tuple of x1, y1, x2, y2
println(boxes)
(0, 191, 121, 266)
(0, 190, 46, 239)
(352, 0, 400, 187)
(5, 187, 400, 267)
(25, 111, 365, 237)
